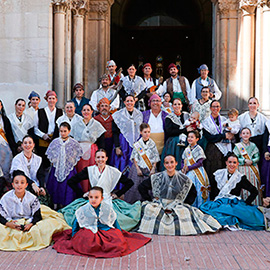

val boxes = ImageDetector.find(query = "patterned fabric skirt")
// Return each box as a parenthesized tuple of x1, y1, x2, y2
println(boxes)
(47, 167, 78, 206)
(186, 167, 210, 208)
(261, 146, 270, 197)
(0, 205, 70, 251)
(138, 201, 221, 236)
(53, 228, 151, 258)
(75, 143, 98, 193)
(125, 164, 150, 204)
(238, 165, 262, 206)
(59, 198, 142, 232)
(200, 198, 265, 230)
(111, 134, 133, 176)
(160, 136, 185, 171)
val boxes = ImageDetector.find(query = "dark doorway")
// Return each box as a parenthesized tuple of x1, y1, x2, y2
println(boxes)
(111, 0, 212, 82)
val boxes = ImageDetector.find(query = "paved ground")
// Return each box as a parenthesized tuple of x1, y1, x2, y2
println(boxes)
(1, 230, 270, 270)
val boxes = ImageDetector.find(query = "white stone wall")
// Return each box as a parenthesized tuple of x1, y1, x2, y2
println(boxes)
(0, 0, 52, 114)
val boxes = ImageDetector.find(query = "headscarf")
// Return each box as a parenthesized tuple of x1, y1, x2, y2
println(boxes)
(168, 63, 177, 71)
(143, 63, 152, 69)
(148, 94, 161, 107)
(97, 98, 110, 111)
(107, 60, 116, 67)
(28, 91, 40, 100)
(197, 64, 209, 74)
(44, 90, 57, 101)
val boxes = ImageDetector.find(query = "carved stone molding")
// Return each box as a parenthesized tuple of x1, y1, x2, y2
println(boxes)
(51, 0, 70, 13)
(239, 0, 258, 14)
(217, 0, 239, 16)
(71, 0, 88, 16)
(89, 1, 109, 15)
(258, 0, 270, 8)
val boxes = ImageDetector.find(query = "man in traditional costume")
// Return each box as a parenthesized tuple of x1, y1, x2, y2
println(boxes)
(106, 60, 124, 84)
(190, 64, 222, 103)
(138, 155, 221, 235)
(90, 74, 120, 112)
(71, 83, 90, 116)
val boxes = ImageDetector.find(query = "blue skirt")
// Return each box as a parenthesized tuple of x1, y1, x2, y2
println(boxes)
(200, 198, 265, 230)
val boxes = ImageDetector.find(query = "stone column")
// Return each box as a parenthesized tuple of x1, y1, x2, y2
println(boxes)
(71, 1, 87, 87)
(87, 0, 112, 94)
(217, 0, 239, 112)
(52, 0, 68, 108)
(260, 0, 270, 116)
(239, 0, 257, 106)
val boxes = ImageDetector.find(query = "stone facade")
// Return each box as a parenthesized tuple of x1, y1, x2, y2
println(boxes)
(0, 0, 269, 116)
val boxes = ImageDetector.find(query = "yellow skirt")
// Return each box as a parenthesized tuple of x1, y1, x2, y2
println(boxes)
(0, 205, 71, 251)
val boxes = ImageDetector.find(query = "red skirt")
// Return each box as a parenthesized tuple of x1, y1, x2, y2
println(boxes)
(75, 144, 98, 193)
(53, 228, 151, 258)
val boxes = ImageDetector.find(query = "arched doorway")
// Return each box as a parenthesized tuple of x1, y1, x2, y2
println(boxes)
(111, 0, 212, 81)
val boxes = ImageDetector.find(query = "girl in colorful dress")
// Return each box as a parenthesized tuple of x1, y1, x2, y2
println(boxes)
(0, 170, 70, 251)
(46, 122, 83, 207)
(125, 123, 160, 204)
(181, 130, 210, 207)
(53, 186, 151, 258)
(233, 127, 262, 205)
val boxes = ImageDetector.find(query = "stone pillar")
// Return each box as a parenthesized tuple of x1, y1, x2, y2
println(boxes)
(217, 0, 239, 112)
(260, 0, 270, 116)
(71, 1, 87, 87)
(87, 0, 112, 94)
(52, 0, 68, 108)
(239, 1, 257, 107)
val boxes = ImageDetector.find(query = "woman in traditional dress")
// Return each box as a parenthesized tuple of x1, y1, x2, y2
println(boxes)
(10, 135, 51, 206)
(46, 122, 83, 207)
(25, 91, 41, 120)
(138, 155, 221, 235)
(8, 98, 33, 152)
(191, 86, 211, 122)
(200, 153, 264, 230)
(261, 119, 270, 197)
(60, 149, 141, 232)
(56, 100, 82, 133)
(53, 186, 151, 258)
(112, 95, 143, 175)
(160, 98, 189, 170)
(181, 130, 210, 208)
(233, 128, 262, 205)
(238, 97, 267, 153)
(0, 100, 16, 194)
(125, 123, 160, 204)
(72, 103, 105, 192)
(0, 170, 70, 251)
(202, 100, 234, 197)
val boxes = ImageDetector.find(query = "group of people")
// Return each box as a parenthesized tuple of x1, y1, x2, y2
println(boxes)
(0, 60, 270, 258)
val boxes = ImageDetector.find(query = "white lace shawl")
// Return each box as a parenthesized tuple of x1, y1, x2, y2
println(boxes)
(203, 114, 228, 155)
(75, 201, 117, 233)
(112, 108, 143, 148)
(130, 138, 160, 169)
(0, 190, 40, 222)
(166, 112, 189, 129)
(56, 113, 82, 134)
(182, 144, 206, 164)
(239, 111, 267, 136)
(151, 171, 192, 203)
(8, 112, 33, 143)
(214, 169, 242, 200)
(46, 137, 83, 182)
(87, 165, 122, 205)
(10, 152, 42, 186)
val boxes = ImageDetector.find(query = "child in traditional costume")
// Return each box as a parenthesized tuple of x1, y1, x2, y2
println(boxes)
(181, 130, 210, 207)
(46, 122, 83, 207)
(233, 127, 262, 205)
(0, 170, 70, 251)
(53, 186, 151, 258)
(125, 123, 160, 204)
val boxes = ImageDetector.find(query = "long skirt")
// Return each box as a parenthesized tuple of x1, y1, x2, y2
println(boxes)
(105, 137, 114, 165)
(0, 205, 70, 251)
(111, 134, 133, 176)
(261, 146, 270, 197)
(200, 198, 265, 230)
(59, 198, 141, 232)
(160, 136, 185, 171)
(53, 228, 151, 258)
(138, 201, 221, 236)
(75, 143, 98, 193)
(47, 167, 78, 206)
(238, 165, 262, 206)
(125, 164, 150, 204)
(186, 167, 210, 208)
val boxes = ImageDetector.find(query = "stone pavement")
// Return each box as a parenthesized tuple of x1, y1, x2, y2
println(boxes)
(1, 230, 270, 270)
